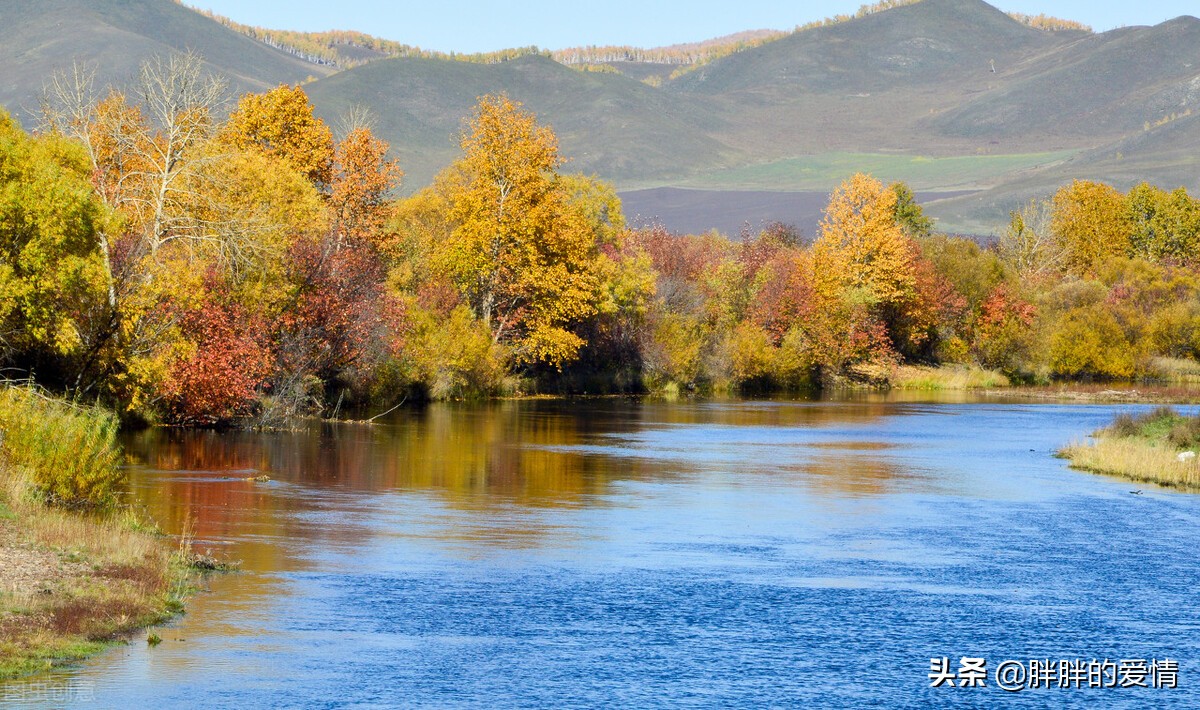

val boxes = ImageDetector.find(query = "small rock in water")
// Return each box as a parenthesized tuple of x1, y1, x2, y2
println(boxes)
(1177, 451, 1196, 463)
(245, 474, 271, 482)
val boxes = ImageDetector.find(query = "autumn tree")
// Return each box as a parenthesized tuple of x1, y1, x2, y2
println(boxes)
(219, 84, 334, 189)
(434, 94, 615, 367)
(813, 173, 916, 307)
(329, 126, 402, 248)
(123, 52, 228, 256)
(998, 198, 1066, 280)
(163, 282, 273, 425)
(0, 109, 112, 377)
(44, 53, 228, 258)
(1125, 183, 1200, 264)
(1051, 179, 1131, 275)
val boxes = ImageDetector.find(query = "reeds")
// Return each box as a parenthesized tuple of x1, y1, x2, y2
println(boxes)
(1062, 406, 1200, 490)
(0, 385, 124, 509)
(890, 364, 1010, 391)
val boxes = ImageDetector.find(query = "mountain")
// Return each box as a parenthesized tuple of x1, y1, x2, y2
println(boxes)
(670, 0, 1068, 96)
(1, 0, 1198, 235)
(304, 54, 731, 189)
(927, 16, 1200, 140)
(0, 0, 330, 125)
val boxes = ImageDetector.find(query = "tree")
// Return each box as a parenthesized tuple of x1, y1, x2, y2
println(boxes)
(1125, 183, 1200, 264)
(891, 181, 933, 239)
(133, 52, 228, 256)
(220, 84, 334, 189)
(998, 198, 1065, 280)
(1048, 304, 1136, 380)
(812, 173, 916, 306)
(163, 284, 273, 425)
(329, 126, 402, 249)
(434, 94, 613, 367)
(0, 109, 113, 373)
(1051, 180, 1130, 275)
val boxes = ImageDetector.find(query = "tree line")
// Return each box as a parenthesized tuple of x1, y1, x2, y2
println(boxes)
(4, 54, 1199, 426)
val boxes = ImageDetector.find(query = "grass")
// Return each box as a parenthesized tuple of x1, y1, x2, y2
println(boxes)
(0, 462, 201, 679)
(889, 364, 1010, 391)
(1150, 357, 1200, 384)
(684, 151, 1079, 191)
(0, 386, 124, 509)
(0, 385, 221, 679)
(1060, 406, 1200, 491)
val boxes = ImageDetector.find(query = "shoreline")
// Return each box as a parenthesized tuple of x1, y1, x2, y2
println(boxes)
(0, 466, 201, 680)
(1059, 408, 1200, 492)
(1060, 438, 1200, 492)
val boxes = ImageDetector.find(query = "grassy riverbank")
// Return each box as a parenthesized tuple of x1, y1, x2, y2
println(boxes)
(1060, 407, 1200, 491)
(0, 387, 198, 679)
(887, 364, 1010, 391)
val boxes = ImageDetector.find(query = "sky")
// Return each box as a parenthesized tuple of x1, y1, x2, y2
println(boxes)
(186, 1, 1200, 54)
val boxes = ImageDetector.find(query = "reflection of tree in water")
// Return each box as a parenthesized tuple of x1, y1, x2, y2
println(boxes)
(801, 443, 917, 497)
(119, 399, 911, 552)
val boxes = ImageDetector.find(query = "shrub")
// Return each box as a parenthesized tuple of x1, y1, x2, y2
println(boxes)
(1047, 305, 1137, 380)
(405, 305, 509, 400)
(0, 386, 124, 508)
(1147, 301, 1200, 359)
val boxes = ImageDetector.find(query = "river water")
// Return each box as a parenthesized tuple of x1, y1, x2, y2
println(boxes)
(5, 396, 1200, 707)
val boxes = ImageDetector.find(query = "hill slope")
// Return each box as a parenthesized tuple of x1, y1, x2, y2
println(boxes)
(0, 0, 330, 124)
(927, 16, 1200, 140)
(305, 55, 732, 189)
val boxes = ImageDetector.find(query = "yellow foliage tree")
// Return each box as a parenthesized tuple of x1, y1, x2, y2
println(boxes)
(1051, 180, 1131, 275)
(434, 94, 614, 368)
(812, 173, 916, 306)
(219, 84, 334, 189)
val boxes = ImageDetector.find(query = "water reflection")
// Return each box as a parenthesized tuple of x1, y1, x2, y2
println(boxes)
(7, 398, 1200, 708)
(115, 398, 934, 564)
(125, 399, 916, 509)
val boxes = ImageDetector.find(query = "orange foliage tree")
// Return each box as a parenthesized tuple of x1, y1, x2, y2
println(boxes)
(329, 126, 402, 248)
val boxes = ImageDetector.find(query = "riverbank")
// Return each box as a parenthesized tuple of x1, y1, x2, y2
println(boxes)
(1060, 407, 1200, 491)
(886, 364, 1010, 390)
(0, 462, 197, 679)
(987, 385, 1200, 404)
(0, 386, 210, 679)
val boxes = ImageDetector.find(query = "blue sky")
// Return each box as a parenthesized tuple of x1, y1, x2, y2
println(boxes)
(186, 1, 1200, 54)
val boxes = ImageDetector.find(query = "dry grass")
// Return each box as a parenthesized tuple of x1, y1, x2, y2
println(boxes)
(1150, 357, 1200, 384)
(0, 465, 193, 679)
(890, 364, 1010, 391)
(1061, 437, 1200, 491)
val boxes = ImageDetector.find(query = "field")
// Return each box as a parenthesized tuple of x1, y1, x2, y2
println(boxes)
(618, 186, 979, 239)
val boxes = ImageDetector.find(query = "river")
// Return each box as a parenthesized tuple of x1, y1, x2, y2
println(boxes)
(4, 396, 1199, 707)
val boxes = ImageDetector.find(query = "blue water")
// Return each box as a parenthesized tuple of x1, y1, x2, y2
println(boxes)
(4, 399, 1199, 707)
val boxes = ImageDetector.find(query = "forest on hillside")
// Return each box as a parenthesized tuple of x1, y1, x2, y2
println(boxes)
(4, 55, 1200, 427)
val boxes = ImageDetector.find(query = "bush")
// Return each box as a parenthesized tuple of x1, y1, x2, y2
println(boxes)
(1147, 301, 1200, 359)
(0, 386, 124, 508)
(1047, 305, 1137, 380)
(405, 305, 509, 400)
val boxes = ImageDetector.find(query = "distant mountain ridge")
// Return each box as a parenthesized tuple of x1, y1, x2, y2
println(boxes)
(1, 0, 1197, 234)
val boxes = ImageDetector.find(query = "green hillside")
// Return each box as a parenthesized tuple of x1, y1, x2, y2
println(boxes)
(1, 0, 1198, 235)
(667, 0, 1067, 96)
(927, 16, 1200, 140)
